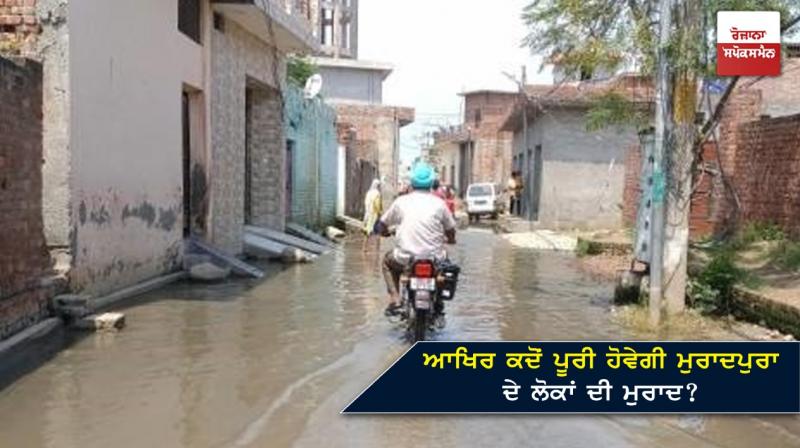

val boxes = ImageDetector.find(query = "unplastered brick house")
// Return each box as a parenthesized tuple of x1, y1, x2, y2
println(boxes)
(622, 57, 800, 240)
(9, 0, 318, 303)
(0, 56, 57, 340)
(428, 90, 518, 198)
(0, 0, 38, 56)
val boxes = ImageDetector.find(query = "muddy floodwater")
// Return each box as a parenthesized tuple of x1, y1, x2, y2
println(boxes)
(0, 229, 798, 447)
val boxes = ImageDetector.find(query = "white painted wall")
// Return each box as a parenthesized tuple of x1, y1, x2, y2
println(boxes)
(67, 0, 207, 294)
(337, 144, 346, 216)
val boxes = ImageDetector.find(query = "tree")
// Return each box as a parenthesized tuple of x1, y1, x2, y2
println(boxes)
(287, 56, 318, 87)
(523, 0, 800, 317)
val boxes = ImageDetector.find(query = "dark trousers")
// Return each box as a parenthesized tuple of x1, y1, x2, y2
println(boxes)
(510, 196, 521, 215)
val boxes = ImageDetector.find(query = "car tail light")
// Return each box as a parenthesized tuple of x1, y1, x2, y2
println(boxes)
(413, 262, 434, 278)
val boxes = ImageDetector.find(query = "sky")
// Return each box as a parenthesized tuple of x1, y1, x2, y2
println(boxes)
(357, 0, 554, 164)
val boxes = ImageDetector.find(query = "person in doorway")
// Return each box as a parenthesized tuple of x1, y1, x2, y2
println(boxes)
(373, 163, 457, 316)
(507, 171, 524, 215)
(362, 179, 382, 252)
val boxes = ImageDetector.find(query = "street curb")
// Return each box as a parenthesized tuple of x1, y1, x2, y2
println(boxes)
(92, 271, 187, 311)
(0, 317, 62, 358)
(731, 286, 800, 339)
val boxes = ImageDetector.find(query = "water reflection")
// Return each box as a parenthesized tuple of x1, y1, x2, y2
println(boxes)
(0, 230, 797, 447)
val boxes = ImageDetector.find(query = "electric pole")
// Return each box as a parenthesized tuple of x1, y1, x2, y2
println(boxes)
(521, 66, 530, 220)
(650, 0, 673, 325)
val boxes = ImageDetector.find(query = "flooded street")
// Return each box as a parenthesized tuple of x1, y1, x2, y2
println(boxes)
(0, 229, 798, 448)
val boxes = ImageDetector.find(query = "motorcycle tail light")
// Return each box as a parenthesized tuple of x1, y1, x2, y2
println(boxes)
(413, 262, 434, 278)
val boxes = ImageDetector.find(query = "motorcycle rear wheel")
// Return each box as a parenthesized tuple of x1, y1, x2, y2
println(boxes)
(413, 310, 428, 342)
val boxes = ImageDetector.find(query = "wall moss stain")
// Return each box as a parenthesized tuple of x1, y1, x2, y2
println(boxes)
(78, 201, 87, 225)
(89, 204, 111, 226)
(121, 201, 157, 227)
(157, 206, 179, 232)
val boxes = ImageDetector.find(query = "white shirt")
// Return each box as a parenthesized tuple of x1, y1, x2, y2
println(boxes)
(380, 191, 456, 261)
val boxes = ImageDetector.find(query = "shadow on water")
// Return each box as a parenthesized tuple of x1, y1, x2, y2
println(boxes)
(0, 231, 798, 447)
(0, 326, 73, 391)
(0, 260, 287, 392)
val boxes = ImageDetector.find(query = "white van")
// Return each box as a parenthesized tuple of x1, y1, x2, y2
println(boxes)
(466, 183, 504, 221)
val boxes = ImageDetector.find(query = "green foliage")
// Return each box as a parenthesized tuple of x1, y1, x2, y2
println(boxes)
(287, 56, 318, 87)
(768, 240, 800, 271)
(739, 222, 786, 245)
(585, 91, 650, 132)
(687, 278, 723, 314)
(523, 0, 799, 78)
(688, 250, 743, 314)
(576, 239, 603, 257)
(523, 0, 800, 130)
(522, 0, 645, 78)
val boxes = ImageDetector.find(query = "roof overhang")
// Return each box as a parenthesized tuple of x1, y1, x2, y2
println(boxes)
(212, 0, 319, 54)
(499, 101, 540, 133)
(311, 57, 394, 80)
(333, 102, 415, 127)
(458, 89, 518, 97)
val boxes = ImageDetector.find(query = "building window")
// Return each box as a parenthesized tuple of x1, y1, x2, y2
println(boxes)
(321, 8, 334, 46)
(178, 0, 202, 43)
(474, 108, 482, 127)
(213, 12, 225, 32)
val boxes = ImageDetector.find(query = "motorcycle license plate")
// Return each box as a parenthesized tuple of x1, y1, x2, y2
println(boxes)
(410, 277, 436, 291)
(415, 291, 432, 310)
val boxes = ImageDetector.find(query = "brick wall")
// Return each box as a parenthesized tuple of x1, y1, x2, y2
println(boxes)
(733, 114, 800, 236)
(0, 0, 38, 57)
(710, 89, 762, 233)
(622, 143, 641, 226)
(622, 88, 766, 239)
(690, 143, 718, 237)
(462, 92, 516, 184)
(248, 86, 286, 232)
(210, 19, 287, 254)
(334, 103, 414, 201)
(0, 56, 51, 340)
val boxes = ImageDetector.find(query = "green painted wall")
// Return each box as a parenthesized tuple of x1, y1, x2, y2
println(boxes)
(284, 87, 338, 230)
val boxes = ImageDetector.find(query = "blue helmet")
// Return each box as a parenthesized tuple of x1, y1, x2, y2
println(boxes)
(410, 163, 436, 189)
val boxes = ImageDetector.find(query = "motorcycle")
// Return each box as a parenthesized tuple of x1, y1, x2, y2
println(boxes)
(393, 257, 461, 342)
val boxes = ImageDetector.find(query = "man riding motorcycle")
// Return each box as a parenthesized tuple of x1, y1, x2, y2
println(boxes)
(373, 163, 457, 316)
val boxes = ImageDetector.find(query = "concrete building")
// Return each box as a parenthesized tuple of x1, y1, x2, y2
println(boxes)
(312, 0, 358, 59)
(426, 126, 470, 197)
(303, 0, 414, 217)
(501, 75, 653, 230)
(426, 91, 517, 197)
(312, 57, 390, 104)
(27, 0, 317, 297)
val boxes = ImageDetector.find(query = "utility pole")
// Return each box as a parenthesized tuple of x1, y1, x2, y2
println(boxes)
(650, 0, 673, 325)
(521, 66, 530, 220)
(502, 67, 529, 218)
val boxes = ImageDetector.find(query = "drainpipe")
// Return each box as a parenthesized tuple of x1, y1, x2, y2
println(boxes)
(315, 99, 321, 228)
(520, 66, 531, 221)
